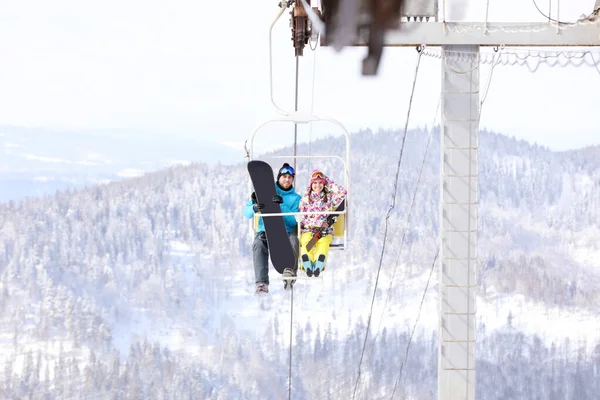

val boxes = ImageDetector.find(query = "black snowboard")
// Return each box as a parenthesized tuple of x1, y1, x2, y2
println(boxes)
(247, 160, 296, 274)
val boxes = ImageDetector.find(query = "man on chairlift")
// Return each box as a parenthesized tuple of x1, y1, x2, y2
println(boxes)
(243, 163, 302, 294)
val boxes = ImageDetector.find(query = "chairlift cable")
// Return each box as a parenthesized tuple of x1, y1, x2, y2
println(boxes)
(288, 54, 301, 400)
(390, 249, 439, 399)
(308, 33, 319, 172)
(288, 287, 295, 400)
(364, 97, 440, 370)
(352, 45, 424, 400)
(293, 55, 300, 172)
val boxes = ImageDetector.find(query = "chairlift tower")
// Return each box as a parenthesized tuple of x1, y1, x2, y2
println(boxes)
(288, 0, 600, 398)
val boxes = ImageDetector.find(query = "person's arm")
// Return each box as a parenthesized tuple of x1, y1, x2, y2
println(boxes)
(325, 177, 347, 209)
(243, 200, 255, 219)
(243, 193, 264, 219)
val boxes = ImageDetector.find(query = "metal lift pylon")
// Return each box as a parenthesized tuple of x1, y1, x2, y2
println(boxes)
(307, 1, 600, 399)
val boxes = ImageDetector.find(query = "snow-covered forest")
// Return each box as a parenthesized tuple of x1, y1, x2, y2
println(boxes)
(1, 127, 599, 399)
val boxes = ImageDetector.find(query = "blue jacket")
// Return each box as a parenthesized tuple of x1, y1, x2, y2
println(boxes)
(243, 183, 301, 233)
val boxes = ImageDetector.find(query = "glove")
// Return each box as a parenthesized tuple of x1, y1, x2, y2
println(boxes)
(272, 195, 283, 204)
(253, 203, 265, 213)
(251, 192, 257, 203)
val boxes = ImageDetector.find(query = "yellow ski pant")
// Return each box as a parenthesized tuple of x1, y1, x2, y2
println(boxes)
(300, 232, 333, 263)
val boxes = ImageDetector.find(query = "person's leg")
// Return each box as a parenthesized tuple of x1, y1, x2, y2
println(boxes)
(287, 231, 300, 272)
(299, 232, 316, 262)
(314, 234, 334, 274)
(299, 232, 315, 274)
(282, 231, 300, 289)
(252, 232, 269, 285)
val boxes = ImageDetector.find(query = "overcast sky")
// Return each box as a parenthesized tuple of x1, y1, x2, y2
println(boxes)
(0, 0, 598, 155)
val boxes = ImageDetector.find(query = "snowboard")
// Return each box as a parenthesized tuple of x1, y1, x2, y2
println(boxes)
(306, 198, 345, 251)
(247, 160, 296, 274)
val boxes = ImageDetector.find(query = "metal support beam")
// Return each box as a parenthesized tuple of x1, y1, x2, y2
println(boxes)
(320, 21, 600, 47)
(439, 44, 479, 400)
(304, 5, 598, 399)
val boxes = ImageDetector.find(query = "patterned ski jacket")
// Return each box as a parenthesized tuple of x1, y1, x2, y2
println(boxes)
(298, 175, 347, 236)
(243, 182, 301, 233)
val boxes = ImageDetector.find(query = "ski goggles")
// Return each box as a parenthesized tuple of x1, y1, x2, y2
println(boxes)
(279, 165, 295, 176)
(311, 171, 324, 179)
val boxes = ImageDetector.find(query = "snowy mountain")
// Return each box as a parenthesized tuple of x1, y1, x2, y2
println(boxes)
(0, 127, 599, 399)
(0, 125, 245, 203)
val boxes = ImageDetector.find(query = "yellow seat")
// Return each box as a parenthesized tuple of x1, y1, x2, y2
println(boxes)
(330, 210, 346, 249)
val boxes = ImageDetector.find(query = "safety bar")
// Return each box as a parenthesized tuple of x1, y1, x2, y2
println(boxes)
(254, 210, 346, 218)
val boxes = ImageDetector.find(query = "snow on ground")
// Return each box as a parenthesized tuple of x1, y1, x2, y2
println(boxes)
(0, 334, 92, 382)
(151, 240, 600, 362)
(169, 240, 192, 253)
(11, 238, 596, 374)
(478, 292, 600, 355)
(109, 240, 204, 356)
(569, 227, 600, 270)
(214, 251, 443, 351)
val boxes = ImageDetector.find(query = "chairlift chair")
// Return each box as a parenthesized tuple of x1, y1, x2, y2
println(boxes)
(246, 112, 350, 251)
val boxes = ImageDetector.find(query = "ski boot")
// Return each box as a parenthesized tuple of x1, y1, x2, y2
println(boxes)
(313, 254, 327, 277)
(255, 283, 269, 294)
(301, 254, 314, 277)
(283, 268, 297, 290)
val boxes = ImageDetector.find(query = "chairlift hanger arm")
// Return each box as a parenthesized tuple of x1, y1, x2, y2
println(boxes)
(281, 0, 410, 74)
(285, 0, 435, 75)
(283, 0, 322, 57)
